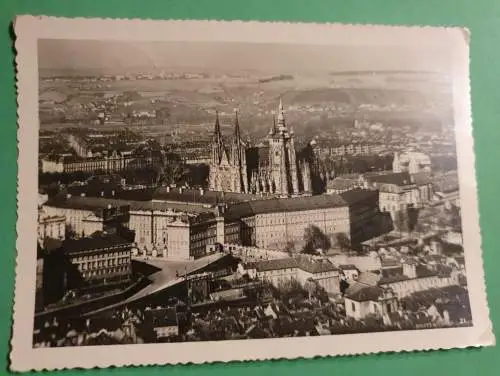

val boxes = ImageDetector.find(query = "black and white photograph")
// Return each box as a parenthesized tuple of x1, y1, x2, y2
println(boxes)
(11, 17, 493, 371)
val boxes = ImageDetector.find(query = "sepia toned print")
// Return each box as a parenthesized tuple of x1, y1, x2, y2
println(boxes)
(11, 16, 494, 372)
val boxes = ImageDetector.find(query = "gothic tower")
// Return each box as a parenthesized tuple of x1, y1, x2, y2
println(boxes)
(288, 126, 299, 195)
(269, 101, 288, 196)
(209, 111, 224, 191)
(230, 110, 248, 193)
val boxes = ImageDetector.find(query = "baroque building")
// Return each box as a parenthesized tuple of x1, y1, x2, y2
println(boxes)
(209, 100, 313, 197)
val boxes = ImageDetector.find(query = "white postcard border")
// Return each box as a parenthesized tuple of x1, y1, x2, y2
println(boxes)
(11, 15, 494, 372)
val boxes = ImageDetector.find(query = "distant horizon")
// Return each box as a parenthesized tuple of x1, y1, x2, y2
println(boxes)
(38, 40, 452, 75)
(39, 67, 445, 77)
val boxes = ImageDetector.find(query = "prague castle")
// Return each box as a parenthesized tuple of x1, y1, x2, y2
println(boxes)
(209, 100, 313, 197)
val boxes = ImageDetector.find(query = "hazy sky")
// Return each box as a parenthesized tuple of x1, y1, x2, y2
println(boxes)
(38, 39, 452, 74)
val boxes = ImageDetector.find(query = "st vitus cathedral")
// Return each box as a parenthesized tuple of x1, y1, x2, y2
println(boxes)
(208, 100, 315, 197)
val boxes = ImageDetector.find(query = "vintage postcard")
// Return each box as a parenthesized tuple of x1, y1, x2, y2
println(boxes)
(11, 16, 494, 371)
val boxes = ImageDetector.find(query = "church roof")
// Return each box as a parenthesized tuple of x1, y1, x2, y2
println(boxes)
(246, 146, 270, 168)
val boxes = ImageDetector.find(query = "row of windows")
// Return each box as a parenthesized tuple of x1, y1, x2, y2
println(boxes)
(256, 216, 348, 227)
(257, 226, 345, 239)
(72, 251, 129, 262)
(260, 269, 296, 275)
(81, 266, 130, 278)
(76, 257, 129, 270)
(191, 229, 216, 240)
(39, 225, 64, 238)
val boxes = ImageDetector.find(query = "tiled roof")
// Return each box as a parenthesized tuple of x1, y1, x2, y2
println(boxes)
(403, 258, 419, 265)
(381, 258, 401, 267)
(338, 264, 358, 270)
(345, 285, 384, 302)
(415, 265, 437, 278)
(133, 200, 217, 215)
(253, 258, 298, 272)
(153, 187, 267, 205)
(46, 194, 134, 212)
(66, 185, 154, 201)
(339, 189, 378, 205)
(46, 195, 216, 215)
(378, 274, 409, 284)
(339, 173, 364, 180)
(378, 265, 437, 285)
(326, 178, 359, 191)
(224, 193, 348, 220)
(366, 172, 413, 187)
(381, 267, 403, 279)
(248, 257, 338, 274)
(411, 171, 433, 186)
(297, 257, 338, 273)
(56, 233, 132, 255)
(357, 271, 381, 286)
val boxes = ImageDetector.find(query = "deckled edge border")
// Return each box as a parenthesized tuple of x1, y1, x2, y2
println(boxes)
(9, 15, 495, 373)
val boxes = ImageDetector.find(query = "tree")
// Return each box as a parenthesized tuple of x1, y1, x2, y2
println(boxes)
(186, 164, 210, 187)
(284, 241, 296, 256)
(340, 278, 350, 295)
(302, 225, 331, 254)
(335, 232, 351, 252)
(394, 209, 409, 236)
(65, 224, 77, 239)
(155, 162, 187, 187)
(304, 279, 316, 301)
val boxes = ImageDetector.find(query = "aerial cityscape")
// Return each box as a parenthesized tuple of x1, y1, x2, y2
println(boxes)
(34, 39, 470, 348)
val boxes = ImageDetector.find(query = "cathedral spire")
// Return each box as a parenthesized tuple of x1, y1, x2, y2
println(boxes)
(277, 98, 286, 131)
(233, 109, 241, 141)
(213, 110, 222, 139)
(269, 112, 277, 135)
(212, 110, 224, 164)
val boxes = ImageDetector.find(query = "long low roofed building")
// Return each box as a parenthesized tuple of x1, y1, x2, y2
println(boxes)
(239, 256, 341, 294)
(43, 186, 388, 259)
(224, 188, 386, 251)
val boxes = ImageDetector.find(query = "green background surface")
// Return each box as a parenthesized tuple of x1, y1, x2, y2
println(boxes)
(0, 0, 498, 374)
